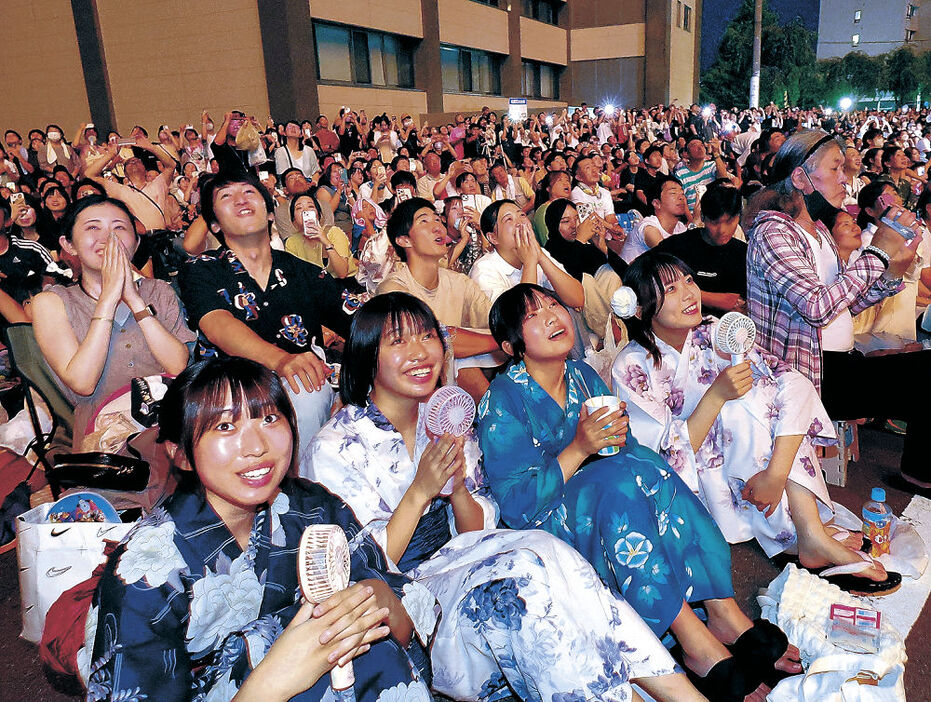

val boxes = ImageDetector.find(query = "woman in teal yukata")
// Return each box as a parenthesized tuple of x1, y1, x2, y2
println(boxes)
(478, 283, 802, 702)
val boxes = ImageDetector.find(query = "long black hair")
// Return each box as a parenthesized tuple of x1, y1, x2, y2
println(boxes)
(489, 283, 565, 362)
(622, 250, 697, 367)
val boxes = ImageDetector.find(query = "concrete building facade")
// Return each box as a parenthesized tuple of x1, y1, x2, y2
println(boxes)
(2, 0, 701, 137)
(817, 0, 931, 59)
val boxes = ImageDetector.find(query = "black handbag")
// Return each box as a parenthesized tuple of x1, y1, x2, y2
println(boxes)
(50, 448, 150, 494)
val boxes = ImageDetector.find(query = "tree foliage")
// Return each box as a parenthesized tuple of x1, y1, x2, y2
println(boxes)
(701, 0, 931, 108)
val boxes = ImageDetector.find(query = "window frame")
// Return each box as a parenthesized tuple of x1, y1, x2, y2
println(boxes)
(521, 59, 561, 100)
(313, 20, 416, 89)
(852, 33, 860, 46)
(521, 0, 560, 26)
(441, 44, 504, 96)
(683, 4, 692, 32)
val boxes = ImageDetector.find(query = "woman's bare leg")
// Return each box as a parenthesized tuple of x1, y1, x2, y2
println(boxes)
(704, 597, 801, 674)
(632, 672, 708, 702)
(786, 481, 886, 582)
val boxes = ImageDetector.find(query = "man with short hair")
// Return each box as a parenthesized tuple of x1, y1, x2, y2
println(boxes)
(313, 114, 340, 155)
(655, 182, 747, 314)
(673, 135, 732, 215)
(569, 154, 626, 241)
(376, 197, 501, 401)
(179, 169, 353, 447)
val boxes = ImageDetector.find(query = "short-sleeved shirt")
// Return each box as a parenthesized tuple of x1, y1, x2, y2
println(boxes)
(570, 184, 615, 221)
(284, 226, 358, 276)
(102, 178, 170, 231)
(376, 264, 491, 329)
(469, 249, 567, 302)
(0, 236, 54, 303)
(654, 228, 748, 313)
(673, 160, 718, 211)
(178, 246, 353, 358)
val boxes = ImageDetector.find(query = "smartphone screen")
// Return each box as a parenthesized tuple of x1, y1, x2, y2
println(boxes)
(302, 209, 318, 235)
(258, 171, 269, 182)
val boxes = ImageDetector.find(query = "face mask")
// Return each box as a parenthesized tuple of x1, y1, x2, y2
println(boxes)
(802, 171, 841, 225)
(47, 131, 61, 141)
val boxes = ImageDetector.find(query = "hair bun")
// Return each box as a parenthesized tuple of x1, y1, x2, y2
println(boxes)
(611, 286, 639, 319)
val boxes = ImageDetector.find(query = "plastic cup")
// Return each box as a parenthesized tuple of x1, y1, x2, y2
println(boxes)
(583, 395, 622, 456)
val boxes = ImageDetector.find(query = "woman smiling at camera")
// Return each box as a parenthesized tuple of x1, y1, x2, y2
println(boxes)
(85, 357, 432, 702)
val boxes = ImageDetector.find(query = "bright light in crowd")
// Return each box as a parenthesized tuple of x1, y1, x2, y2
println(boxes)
(603, 104, 616, 117)
(824, 107, 833, 115)
(545, 115, 554, 126)
(702, 106, 713, 118)
(839, 97, 853, 111)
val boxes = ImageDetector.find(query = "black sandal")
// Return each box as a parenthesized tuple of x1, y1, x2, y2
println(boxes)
(683, 654, 761, 702)
(727, 618, 798, 688)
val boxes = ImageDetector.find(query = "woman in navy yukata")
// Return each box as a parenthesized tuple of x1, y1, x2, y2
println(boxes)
(478, 283, 802, 702)
(85, 357, 433, 702)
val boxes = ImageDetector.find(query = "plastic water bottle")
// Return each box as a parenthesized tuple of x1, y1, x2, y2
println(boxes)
(862, 487, 893, 558)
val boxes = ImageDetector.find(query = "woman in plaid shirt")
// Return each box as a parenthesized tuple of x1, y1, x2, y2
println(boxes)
(746, 130, 931, 490)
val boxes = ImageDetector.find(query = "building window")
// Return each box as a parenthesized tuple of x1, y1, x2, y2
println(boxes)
(314, 22, 415, 88)
(522, 0, 560, 25)
(852, 34, 860, 46)
(854, 9, 861, 22)
(441, 45, 503, 95)
(906, 29, 917, 42)
(469, 0, 500, 6)
(522, 60, 560, 99)
(683, 5, 692, 32)
(907, 4, 917, 19)
(677, 0, 683, 27)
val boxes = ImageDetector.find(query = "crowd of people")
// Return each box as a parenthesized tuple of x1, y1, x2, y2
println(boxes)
(2, 98, 930, 702)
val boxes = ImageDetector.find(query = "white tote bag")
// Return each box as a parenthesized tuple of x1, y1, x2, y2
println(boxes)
(16, 503, 133, 643)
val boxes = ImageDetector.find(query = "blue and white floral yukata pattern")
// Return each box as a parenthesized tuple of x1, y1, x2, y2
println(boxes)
(304, 402, 678, 702)
(611, 318, 837, 557)
(85, 479, 433, 702)
(477, 359, 734, 636)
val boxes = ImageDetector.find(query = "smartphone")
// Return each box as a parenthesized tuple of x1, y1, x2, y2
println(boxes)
(339, 169, 349, 186)
(461, 194, 476, 211)
(919, 166, 926, 177)
(302, 209, 318, 235)
(117, 137, 135, 147)
(396, 188, 412, 203)
(577, 202, 594, 222)
(258, 170, 269, 182)
(10, 192, 24, 205)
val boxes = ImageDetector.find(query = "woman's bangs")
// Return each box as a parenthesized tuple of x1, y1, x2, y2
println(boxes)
(385, 309, 432, 341)
(188, 377, 280, 445)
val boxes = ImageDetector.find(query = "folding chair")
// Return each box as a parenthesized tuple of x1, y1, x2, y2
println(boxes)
(3, 323, 75, 478)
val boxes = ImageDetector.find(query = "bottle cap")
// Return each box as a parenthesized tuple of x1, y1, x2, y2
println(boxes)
(871, 487, 886, 502)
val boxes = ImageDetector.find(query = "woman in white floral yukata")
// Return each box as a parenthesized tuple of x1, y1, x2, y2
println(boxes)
(85, 357, 434, 702)
(305, 292, 702, 702)
(611, 250, 900, 596)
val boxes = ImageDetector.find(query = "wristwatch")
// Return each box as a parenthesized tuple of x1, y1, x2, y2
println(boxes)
(133, 304, 157, 322)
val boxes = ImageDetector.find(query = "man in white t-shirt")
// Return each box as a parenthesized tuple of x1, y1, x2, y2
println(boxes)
(569, 154, 626, 244)
(620, 174, 688, 263)
(470, 200, 584, 307)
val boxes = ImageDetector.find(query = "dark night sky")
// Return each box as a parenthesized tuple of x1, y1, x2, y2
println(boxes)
(701, 0, 820, 71)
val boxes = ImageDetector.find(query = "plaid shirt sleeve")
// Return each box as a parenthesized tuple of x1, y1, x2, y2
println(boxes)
(752, 213, 887, 326)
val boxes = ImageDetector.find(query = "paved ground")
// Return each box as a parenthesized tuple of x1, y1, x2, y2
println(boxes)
(0, 426, 926, 700)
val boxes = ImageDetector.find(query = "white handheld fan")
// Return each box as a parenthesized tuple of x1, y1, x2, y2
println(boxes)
(714, 312, 756, 365)
(298, 525, 355, 691)
(424, 386, 476, 495)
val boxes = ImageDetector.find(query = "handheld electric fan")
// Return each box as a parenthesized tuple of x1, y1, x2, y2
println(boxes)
(424, 386, 476, 495)
(714, 312, 757, 365)
(298, 525, 355, 692)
